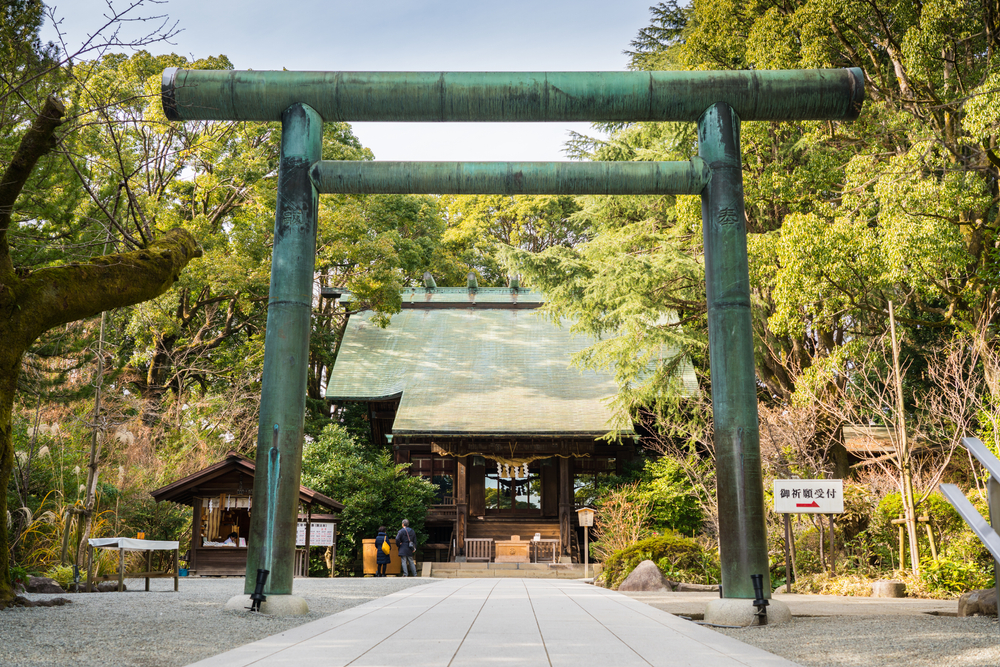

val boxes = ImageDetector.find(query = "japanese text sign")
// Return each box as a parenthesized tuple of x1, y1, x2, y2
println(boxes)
(773, 479, 843, 514)
(296, 521, 335, 547)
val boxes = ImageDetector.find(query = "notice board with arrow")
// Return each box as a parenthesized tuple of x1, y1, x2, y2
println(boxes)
(773, 479, 844, 514)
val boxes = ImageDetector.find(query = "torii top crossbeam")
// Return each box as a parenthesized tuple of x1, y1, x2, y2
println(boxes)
(162, 68, 863, 123)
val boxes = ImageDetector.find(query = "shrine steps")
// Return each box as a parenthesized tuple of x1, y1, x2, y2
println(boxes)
(427, 562, 600, 579)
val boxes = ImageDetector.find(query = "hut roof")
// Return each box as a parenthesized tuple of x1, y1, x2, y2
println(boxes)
(149, 451, 343, 512)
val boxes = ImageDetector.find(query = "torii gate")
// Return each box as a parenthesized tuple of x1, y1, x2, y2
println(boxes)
(162, 67, 863, 610)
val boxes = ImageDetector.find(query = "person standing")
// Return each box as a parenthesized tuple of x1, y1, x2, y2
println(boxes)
(374, 526, 391, 577)
(395, 519, 417, 577)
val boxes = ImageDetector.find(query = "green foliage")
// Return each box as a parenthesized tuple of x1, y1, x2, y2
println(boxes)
(836, 483, 876, 543)
(869, 492, 969, 569)
(636, 457, 702, 536)
(115, 493, 190, 547)
(623, 1, 690, 71)
(501, 209, 704, 419)
(8, 565, 28, 586)
(557, 0, 1000, 409)
(600, 533, 719, 589)
(793, 525, 836, 575)
(920, 555, 994, 595)
(300, 424, 438, 575)
(43, 564, 73, 589)
(873, 492, 963, 536)
(572, 456, 645, 508)
(442, 194, 585, 285)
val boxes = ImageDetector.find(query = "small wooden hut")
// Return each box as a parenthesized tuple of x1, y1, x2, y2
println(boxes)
(151, 451, 343, 576)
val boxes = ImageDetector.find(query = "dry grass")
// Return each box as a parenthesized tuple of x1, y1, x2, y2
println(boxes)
(591, 482, 654, 561)
(791, 570, 963, 599)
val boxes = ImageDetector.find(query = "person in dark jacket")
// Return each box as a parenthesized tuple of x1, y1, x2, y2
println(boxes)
(395, 519, 417, 577)
(374, 526, 391, 577)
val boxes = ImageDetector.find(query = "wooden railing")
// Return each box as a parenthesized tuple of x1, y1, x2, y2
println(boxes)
(532, 539, 560, 564)
(465, 538, 493, 562)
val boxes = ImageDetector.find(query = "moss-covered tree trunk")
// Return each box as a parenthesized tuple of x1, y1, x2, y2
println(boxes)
(0, 97, 202, 607)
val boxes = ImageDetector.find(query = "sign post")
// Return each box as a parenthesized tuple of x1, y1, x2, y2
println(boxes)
(774, 479, 844, 591)
(576, 507, 596, 579)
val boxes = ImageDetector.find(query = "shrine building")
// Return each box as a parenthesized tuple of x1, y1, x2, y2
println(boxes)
(323, 285, 695, 563)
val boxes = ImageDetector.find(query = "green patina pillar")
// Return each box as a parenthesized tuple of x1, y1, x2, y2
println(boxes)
(244, 103, 322, 596)
(698, 102, 769, 599)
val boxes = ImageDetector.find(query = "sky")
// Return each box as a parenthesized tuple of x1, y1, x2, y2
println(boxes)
(42, 0, 656, 161)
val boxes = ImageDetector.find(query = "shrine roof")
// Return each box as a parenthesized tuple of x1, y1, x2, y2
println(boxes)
(336, 286, 545, 309)
(325, 291, 697, 437)
(149, 451, 344, 511)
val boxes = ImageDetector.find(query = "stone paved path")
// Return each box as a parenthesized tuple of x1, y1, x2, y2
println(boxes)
(188, 578, 798, 667)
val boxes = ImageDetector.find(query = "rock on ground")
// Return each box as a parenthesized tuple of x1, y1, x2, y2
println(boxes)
(671, 581, 720, 592)
(25, 577, 63, 594)
(617, 560, 672, 592)
(95, 582, 127, 593)
(958, 588, 997, 617)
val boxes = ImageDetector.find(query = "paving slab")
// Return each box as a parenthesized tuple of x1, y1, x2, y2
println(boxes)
(623, 590, 958, 618)
(187, 579, 800, 667)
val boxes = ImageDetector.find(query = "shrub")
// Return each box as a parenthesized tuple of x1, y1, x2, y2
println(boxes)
(637, 457, 703, 537)
(599, 532, 719, 589)
(8, 565, 29, 587)
(838, 483, 877, 543)
(591, 482, 654, 562)
(44, 564, 74, 589)
(793, 525, 840, 575)
(919, 555, 993, 596)
(870, 491, 991, 573)
(873, 492, 962, 562)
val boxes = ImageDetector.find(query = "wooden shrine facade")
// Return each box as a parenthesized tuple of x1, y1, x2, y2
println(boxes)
(388, 429, 634, 562)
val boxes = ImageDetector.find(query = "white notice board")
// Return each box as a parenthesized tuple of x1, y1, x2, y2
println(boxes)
(773, 479, 843, 514)
(296, 521, 335, 547)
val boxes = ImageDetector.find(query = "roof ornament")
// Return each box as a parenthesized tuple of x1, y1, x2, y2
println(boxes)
(423, 272, 437, 290)
(467, 272, 478, 290)
(508, 273, 520, 290)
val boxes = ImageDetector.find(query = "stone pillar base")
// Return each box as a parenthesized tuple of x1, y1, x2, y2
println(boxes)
(872, 579, 906, 598)
(705, 598, 791, 626)
(225, 594, 309, 616)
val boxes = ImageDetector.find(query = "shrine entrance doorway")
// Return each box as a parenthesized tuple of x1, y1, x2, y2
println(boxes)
(485, 463, 541, 516)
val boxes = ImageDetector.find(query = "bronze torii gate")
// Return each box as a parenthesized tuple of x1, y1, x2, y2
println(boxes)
(162, 68, 863, 606)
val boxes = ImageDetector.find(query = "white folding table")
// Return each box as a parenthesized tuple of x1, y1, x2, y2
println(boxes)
(87, 537, 180, 592)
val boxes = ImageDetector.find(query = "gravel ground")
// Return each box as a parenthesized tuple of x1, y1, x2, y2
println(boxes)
(1, 577, 430, 667)
(709, 614, 1000, 667)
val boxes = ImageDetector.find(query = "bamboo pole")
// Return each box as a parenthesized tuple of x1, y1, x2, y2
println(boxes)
(889, 301, 921, 573)
(76, 238, 110, 570)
